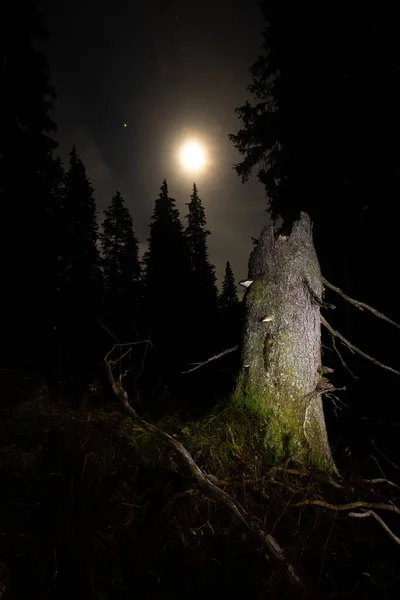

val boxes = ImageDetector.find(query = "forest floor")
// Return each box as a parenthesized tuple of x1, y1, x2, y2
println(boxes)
(1, 372, 400, 599)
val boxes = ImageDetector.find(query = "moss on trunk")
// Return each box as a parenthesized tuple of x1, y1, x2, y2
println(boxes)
(234, 213, 337, 475)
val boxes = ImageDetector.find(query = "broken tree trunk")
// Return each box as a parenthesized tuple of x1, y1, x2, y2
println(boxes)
(235, 212, 337, 474)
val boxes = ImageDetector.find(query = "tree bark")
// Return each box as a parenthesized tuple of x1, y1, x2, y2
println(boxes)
(235, 213, 336, 473)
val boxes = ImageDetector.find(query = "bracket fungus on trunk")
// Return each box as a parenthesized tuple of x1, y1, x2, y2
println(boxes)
(234, 213, 337, 474)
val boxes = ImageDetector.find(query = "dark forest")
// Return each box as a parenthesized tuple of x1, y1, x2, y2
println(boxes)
(1, 1, 400, 598)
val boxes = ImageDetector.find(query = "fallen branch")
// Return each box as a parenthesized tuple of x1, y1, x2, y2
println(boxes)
(349, 510, 400, 546)
(295, 499, 400, 515)
(361, 478, 400, 492)
(105, 344, 303, 589)
(321, 316, 400, 376)
(182, 344, 239, 374)
(323, 278, 400, 331)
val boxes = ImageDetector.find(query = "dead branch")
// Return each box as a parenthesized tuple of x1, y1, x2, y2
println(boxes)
(97, 318, 120, 343)
(136, 330, 153, 381)
(295, 499, 400, 515)
(323, 278, 400, 331)
(361, 478, 400, 492)
(349, 510, 400, 546)
(325, 392, 348, 416)
(330, 334, 358, 379)
(369, 438, 399, 471)
(321, 316, 400, 376)
(105, 344, 303, 589)
(182, 344, 239, 374)
(303, 278, 336, 310)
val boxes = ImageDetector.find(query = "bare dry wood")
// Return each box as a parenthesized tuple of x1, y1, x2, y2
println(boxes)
(349, 510, 400, 546)
(295, 499, 400, 515)
(321, 315, 400, 376)
(105, 344, 304, 589)
(182, 344, 239, 374)
(323, 278, 400, 330)
(361, 478, 400, 492)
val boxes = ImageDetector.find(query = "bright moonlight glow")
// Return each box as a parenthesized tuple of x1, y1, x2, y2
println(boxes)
(181, 142, 205, 171)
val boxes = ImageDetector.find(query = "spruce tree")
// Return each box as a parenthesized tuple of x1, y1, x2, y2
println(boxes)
(185, 183, 218, 358)
(144, 179, 191, 385)
(218, 261, 241, 350)
(186, 183, 217, 302)
(229, 1, 400, 299)
(0, 1, 63, 371)
(56, 147, 103, 377)
(100, 191, 141, 337)
(219, 261, 239, 310)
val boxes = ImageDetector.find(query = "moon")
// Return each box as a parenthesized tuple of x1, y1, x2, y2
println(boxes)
(180, 142, 205, 171)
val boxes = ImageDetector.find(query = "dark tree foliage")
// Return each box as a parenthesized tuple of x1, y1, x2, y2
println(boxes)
(218, 261, 241, 351)
(56, 147, 103, 378)
(144, 179, 191, 388)
(230, 1, 400, 420)
(185, 183, 218, 358)
(0, 0, 63, 371)
(229, 1, 400, 303)
(185, 183, 218, 306)
(100, 191, 141, 339)
(219, 261, 239, 310)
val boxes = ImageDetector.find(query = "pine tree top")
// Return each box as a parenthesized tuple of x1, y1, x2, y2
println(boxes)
(101, 190, 141, 284)
(219, 260, 239, 309)
(149, 179, 181, 229)
(62, 147, 99, 251)
(65, 147, 95, 196)
(185, 182, 217, 302)
(186, 182, 209, 234)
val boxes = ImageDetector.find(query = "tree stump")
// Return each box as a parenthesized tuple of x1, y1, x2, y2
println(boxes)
(235, 213, 336, 473)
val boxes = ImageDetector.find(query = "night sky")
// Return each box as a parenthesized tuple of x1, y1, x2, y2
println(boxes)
(44, 0, 268, 289)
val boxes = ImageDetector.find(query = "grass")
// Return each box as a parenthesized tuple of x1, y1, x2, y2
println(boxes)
(1, 378, 400, 599)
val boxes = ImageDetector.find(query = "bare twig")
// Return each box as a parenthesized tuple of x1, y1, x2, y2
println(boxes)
(369, 438, 399, 471)
(136, 330, 153, 381)
(349, 510, 400, 546)
(97, 318, 120, 343)
(321, 316, 400, 376)
(325, 392, 348, 416)
(105, 341, 152, 366)
(330, 334, 358, 379)
(105, 344, 303, 589)
(295, 499, 400, 515)
(361, 478, 400, 492)
(323, 278, 400, 331)
(182, 345, 240, 374)
(304, 278, 336, 310)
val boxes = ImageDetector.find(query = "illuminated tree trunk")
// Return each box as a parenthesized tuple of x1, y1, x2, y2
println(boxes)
(235, 213, 336, 473)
